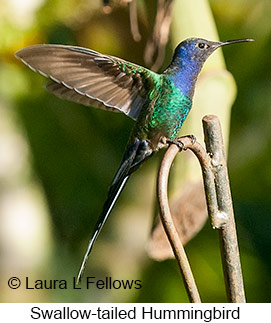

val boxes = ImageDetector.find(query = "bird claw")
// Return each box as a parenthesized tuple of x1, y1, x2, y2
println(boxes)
(185, 134, 197, 145)
(167, 139, 185, 150)
(167, 135, 196, 151)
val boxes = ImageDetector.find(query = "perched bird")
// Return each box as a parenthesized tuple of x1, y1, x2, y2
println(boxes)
(15, 37, 253, 282)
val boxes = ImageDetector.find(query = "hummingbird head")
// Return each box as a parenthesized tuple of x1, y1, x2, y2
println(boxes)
(174, 37, 254, 65)
(166, 37, 254, 98)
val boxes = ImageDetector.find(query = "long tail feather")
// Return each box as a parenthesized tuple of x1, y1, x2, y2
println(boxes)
(77, 138, 152, 283)
(76, 175, 129, 284)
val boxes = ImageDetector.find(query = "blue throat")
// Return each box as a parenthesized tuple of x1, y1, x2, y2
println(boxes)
(164, 47, 204, 99)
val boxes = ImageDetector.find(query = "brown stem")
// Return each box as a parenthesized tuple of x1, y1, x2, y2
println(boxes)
(129, 0, 141, 41)
(144, 0, 173, 71)
(157, 115, 245, 303)
(202, 115, 246, 302)
(157, 140, 201, 303)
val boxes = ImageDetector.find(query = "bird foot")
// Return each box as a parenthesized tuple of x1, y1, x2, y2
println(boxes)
(181, 134, 197, 145)
(167, 139, 185, 150)
(167, 135, 196, 151)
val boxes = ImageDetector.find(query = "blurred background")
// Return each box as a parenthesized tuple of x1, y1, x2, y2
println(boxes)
(0, 0, 270, 302)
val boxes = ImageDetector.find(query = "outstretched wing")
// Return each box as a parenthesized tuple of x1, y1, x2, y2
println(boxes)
(15, 44, 160, 120)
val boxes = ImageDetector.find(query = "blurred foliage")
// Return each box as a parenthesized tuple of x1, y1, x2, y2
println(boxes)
(0, 0, 270, 302)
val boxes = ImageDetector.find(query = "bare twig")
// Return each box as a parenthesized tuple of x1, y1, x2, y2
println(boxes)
(157, 115, 245, 302)
(144, 0, 173, 71)
(129, 0, 141, 41)
(202, 115, 246, 303)
(157, 140, 201, 303)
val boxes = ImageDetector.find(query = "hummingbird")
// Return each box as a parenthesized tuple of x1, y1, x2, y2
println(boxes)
(15, 37, 253, 282)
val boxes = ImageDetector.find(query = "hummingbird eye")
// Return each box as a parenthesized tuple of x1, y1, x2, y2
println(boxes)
(197, 42, 208, 50)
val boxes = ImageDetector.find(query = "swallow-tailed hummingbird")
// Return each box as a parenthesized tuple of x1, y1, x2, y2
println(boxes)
(15, 37, 253, 282)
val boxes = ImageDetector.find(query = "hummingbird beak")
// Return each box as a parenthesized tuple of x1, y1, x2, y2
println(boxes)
(215, 38, 254, 48)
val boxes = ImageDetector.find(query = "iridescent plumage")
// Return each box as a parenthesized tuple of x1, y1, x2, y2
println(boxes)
(15, 37, 253, 282)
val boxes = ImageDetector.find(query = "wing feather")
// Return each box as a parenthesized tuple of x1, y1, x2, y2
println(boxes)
(46, 82, 117, 112)
(15, 44, 160, 120)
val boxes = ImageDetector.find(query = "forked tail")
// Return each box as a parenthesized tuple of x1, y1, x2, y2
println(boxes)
(77, 138, 153, 283)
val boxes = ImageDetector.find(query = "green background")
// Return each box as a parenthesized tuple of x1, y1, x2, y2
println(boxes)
(0, 0, 270, 302)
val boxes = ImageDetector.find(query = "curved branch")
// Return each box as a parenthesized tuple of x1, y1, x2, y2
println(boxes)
(157, 115, 245, 303)
(157, 140, 201, 303)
